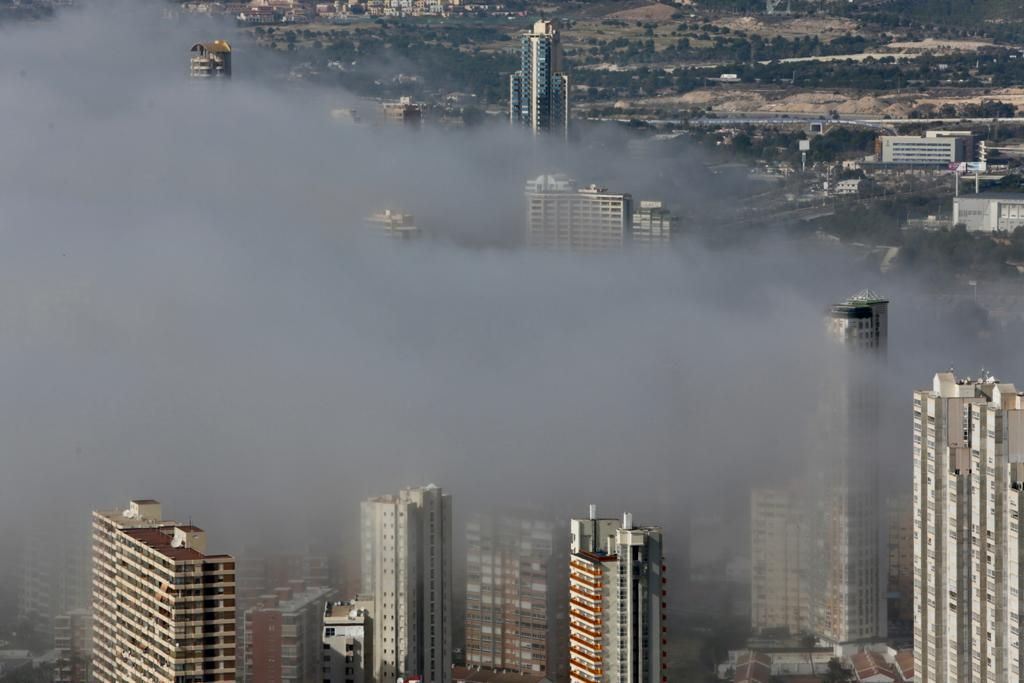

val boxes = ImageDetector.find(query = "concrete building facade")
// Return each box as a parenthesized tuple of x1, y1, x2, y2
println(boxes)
(54, 609, 92, 683)
(17, 517, 90, 645)
(465, 513, 555, 675)
(912, 371, 1024, 683)
(510, 20, 569, 137)
(750, 488, 809, 636)
(876, 133, 971, 165)
(242, 581, 335, 683)
(323, 598, 374, 683)
(361, 485, 452, 683)
(631, 201, 677, 245)
(525, 174, 633, 251)
(91, 499, 236, 683)
(953, 193, 1024, 233)
(568, 507, 664, 683)
(886, 495, 914, 632)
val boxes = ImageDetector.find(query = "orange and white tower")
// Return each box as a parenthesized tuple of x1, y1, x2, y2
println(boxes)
(569, 506, 664, 683)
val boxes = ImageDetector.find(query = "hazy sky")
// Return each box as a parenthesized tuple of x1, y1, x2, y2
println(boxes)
(0, 2, 1017, 582)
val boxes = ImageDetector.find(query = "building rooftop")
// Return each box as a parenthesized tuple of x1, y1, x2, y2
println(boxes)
(844, 288, 888, 305)
(324, 598, 372, 624)
(850, 651, 897, 682)
(894, 649, 914, 681)
(192, 40, 231, 53)
(249, 584, 334, 615)
(452, 666, 551, 683)
(956, 191, 1024, 201)
(123, 527, 206, 561)
(572, 550, 618, 563)
(732, 652, 771, 683)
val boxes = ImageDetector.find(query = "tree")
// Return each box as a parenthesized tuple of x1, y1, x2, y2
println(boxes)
(823, 658, 853, 683)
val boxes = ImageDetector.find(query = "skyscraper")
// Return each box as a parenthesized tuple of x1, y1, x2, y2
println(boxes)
(818, 290, 888, 645)
(912, 371, 1024, 683)
(361, 485, 452, 683)
(748, 290, 888, 646)
(464, 512, 556, 674)
(91, 499, 236, 683)
(510, 20, 569, 137)
(569, 506, 664, 683)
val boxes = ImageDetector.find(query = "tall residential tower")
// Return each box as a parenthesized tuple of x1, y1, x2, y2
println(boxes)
(510, 20, 569, 138)
(749, 290, 888, 646)
(91, 499, 236, 683)
(464, 513, 557, 675)
(912, 371, 1024, 683)
(361, 485, 453, 683)
(569, 507, 664, 683)
(819, 290, 888, 645)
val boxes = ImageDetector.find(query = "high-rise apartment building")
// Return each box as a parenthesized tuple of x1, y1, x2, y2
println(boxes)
(525, 174, 633, 251)
(361, 485, 452, 683)
(912, 371, 1024, 683)
(465, 513, 555, 674)
(569, 506, 664, 683)
(750, 488, 809, 636)
(510, 20, 569, 137)
(17, 516, 91, 644)
(91, 499, 236, 683)
(323, 598, 374, 683)
(54, 609, 92, 683)
(242, 581, 335, 683)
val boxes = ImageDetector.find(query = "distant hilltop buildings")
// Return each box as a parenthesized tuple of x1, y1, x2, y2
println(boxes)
(225, 0, 514, 21)
(189, 40, 232, 78)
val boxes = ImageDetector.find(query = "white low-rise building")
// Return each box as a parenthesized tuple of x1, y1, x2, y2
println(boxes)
(953, 192, 1024, 232)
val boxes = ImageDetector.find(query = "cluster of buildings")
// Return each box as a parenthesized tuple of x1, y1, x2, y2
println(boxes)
(525, 174, 678, 251)
(743, 288, 1024, 683)
(181, 0, 518, 22)
(38, 492, 665, 683)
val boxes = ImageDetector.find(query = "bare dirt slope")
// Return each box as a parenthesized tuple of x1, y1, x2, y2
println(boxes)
(605, 3, 682, 21)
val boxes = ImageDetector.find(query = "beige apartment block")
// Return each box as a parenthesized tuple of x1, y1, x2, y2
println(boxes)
(525, 175, 633, 251)
(913, 372, 1024, 683)
(361, 485, 452, 683)
(91, 499, 236, 683)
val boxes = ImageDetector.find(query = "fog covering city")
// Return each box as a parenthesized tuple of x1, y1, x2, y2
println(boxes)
(0, 0, 1020, 626)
